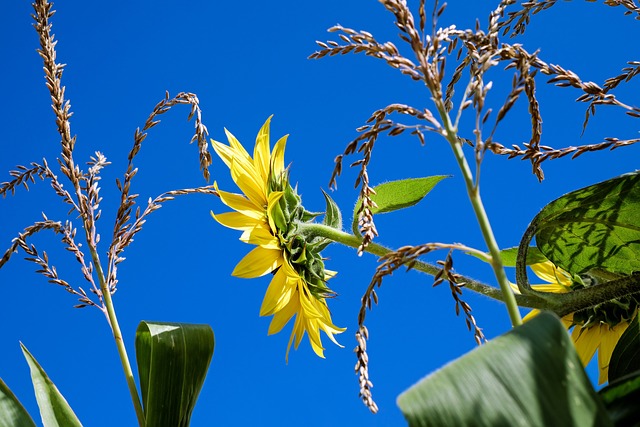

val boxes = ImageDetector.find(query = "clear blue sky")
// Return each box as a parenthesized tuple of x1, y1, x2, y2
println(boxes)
(1, 1, 639, 426)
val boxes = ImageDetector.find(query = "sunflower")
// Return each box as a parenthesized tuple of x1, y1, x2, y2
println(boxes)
(517, 261, 634, 384)
(211, 116, 345, 359)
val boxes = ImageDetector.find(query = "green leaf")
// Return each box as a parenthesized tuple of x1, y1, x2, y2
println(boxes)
(322, 189, 342, 230)
(0, 378, 37, 427)
(471, 246, 548, 266)
(532, 172, 640, 275)
(136, 321, 214, 427)
(397, 313, 612, 427)
(608, 315, 640, 383)
(600, 370, 640, 426)
(352, 176, 449, 234)
(20, 343, 82, 427)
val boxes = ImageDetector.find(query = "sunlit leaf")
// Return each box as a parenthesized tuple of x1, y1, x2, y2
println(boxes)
(136, 321, 214, 427)
(352, 176, 449, 234)
(0, 378, 37, 427)
(20, 343, 82, 427)
(397, 313, 611, 427)
(532, 172, 640, 275)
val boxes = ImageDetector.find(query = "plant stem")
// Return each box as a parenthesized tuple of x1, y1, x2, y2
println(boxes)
(88, 246, 146, 426)
(298, 223, 544, 308)
(443, 131, 523, 327)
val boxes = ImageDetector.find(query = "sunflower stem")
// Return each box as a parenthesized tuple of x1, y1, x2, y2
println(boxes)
(297, 222, 543, 308)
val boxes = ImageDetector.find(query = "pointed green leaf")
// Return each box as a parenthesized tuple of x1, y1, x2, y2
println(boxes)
(599, 370, 640, 425)
(0, 378, 37, 427)
(532, 172, 640, 276)
(608, 315, 640, 383)
(300, 210, 321, 222)
(136, 321, 214, 427)
(397, 313, 612, 427)
(352, 176, 449, 234)
(20, 343, 82, 427)
(470, 246, 548, 266)
(322, 189, 342, 230)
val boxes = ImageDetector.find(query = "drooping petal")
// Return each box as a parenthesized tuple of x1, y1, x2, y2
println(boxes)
(260, 267, 297, 316)
(300, 316, 324, 357)
(232, 246, 283, 278)
(571, 325, 601, 367)
(312, 298, 346, 346)
(598, 322, 629, 384)
(268, 295, 299, 335)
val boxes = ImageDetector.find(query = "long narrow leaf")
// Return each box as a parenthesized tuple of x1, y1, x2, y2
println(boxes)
(0, 378, 37, 427)
(136, 321, 214, 427)
(20, 343, 82, 427)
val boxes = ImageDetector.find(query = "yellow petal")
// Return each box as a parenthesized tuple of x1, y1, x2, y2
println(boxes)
(531, 262, 572, 287)
(571, 325, 601, 367)
(530, 283, 569, 293)
(523, 309, 541, 322)
(224, 128, 252, 164)
(560, 314, 574, 329)
(253, 116, 272, 185)
(324, 269, 338, 280)
(271, 134, 288, 180)
(232, 246, 283, 278)
(268, 294, 299, 335)
(210, 139, 235, 169)
(260, 266, 297, 316)
(313, 298, 346, 346)
(241, 223, 280, 249)
(597, 322, 629, 384)
(302, 316, 325, 357)
(211, 211, 261, 231)
(214, 182, 263, 220)
(230, 157, 267, 208)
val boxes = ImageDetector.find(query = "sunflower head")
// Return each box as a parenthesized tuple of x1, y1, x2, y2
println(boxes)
(211, 117, 344, 360)
(524, 260, 638, 384)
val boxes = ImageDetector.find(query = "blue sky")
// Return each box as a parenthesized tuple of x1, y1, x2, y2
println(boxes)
(1, 1, 639, 426)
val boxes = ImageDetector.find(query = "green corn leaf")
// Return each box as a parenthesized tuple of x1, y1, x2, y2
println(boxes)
(136, 321, 214, 427)
(531, 171, 640, 276)
(352, 176, 449, 235)
(0, 378, 37, 427)
(397, 313, 612, 427)
(20, 343, 82, 427)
